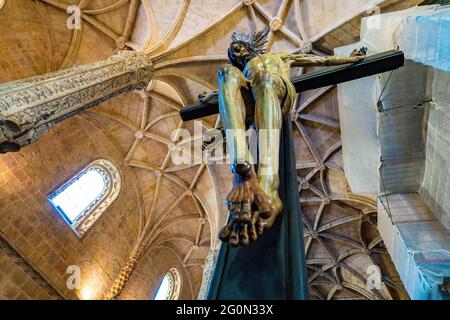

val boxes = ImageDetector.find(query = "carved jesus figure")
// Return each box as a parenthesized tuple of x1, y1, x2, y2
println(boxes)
(216, 30, 366, 247)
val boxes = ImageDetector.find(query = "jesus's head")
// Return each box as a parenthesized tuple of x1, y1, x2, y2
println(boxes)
(228, 29, 269, 70)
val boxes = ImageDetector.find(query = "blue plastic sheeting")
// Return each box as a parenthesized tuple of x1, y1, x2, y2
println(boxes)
(400, 7, 450, 72)
(397, 220, 450, 300)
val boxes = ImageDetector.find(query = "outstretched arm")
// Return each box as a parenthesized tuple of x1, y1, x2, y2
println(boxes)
(282, 48, 367, 67)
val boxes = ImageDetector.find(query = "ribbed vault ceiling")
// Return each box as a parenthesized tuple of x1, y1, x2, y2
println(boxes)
(0, 0, 426, 299)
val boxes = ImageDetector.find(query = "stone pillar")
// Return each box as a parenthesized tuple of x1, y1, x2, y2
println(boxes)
(105, 246, 144, 300)
(0, 50, 153, 153)
(197, 244, 220, 300)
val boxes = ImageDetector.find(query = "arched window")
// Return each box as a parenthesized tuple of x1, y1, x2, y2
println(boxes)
(48, 159, 121, 238)
(154, 267, 181, 300)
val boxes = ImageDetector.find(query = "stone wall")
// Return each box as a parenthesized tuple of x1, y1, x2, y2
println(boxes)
(120, 247, 196, 300)
(0, 115, 142, 299)
(0, 0, 62, 82)
(0, 240, 58, 299)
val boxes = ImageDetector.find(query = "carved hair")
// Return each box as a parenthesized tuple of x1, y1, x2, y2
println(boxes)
(228, 29, 269, 70)
(230, 28, 270, 56)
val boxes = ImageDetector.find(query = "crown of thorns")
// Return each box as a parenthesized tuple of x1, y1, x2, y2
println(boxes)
(230, 29, 269, 55)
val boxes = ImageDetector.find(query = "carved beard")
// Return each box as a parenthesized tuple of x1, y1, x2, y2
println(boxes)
(227, 46, 258, 71)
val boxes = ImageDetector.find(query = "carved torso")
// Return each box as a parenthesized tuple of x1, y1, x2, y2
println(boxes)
(243, 53, 291, 81)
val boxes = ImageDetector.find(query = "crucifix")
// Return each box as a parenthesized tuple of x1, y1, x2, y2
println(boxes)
(179, 30, 404, 299)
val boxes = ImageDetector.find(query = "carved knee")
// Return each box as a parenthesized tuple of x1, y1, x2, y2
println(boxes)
(253, 71, 273, 90)
(218, 64, 241, 83)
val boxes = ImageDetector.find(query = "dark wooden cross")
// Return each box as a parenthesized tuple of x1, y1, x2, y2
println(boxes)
(179, 50, 405, 300)
(179, 50, 404, 121)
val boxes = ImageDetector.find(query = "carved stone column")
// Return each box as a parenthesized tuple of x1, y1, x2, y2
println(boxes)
(197, 244, 220, 300)
(104, 245, 144, 300)
(0, 50, 153, 153)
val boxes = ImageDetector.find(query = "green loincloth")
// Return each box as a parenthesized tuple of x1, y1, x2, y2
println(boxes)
(275, 73, 297, 117)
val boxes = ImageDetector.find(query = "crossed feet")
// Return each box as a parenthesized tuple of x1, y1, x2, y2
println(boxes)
(219, 161, 282, 247)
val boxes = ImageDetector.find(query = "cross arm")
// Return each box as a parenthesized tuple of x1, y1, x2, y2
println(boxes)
(179, 50, 404, 121)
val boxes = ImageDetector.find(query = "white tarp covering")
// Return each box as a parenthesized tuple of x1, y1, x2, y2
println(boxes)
(336, 4, 450, 299)
(335, 51, 428, 195)
(361, 4, 450, 72)
(420, 69, 450, 231)
(379, 198, 450, 300)
(335, 42, 381, 195)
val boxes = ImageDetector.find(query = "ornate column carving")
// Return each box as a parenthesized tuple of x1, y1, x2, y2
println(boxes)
(104, 246, 144, 300)
(0, 50, 153, 153)
(197, 244, 220, 300)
